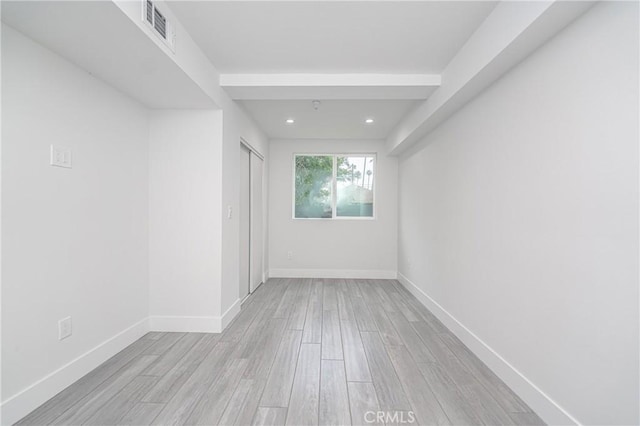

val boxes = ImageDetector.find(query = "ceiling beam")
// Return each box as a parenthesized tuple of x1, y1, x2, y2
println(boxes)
(386, 0, 595, 156)
(220, 73, 441, 100)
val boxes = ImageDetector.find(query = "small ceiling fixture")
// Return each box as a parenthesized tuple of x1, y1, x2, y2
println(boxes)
(286, 118, 295, 124)
(312, 100, 321, 110)
(365, 118, 374, 124)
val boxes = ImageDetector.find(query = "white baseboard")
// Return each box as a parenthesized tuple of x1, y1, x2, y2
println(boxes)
(221, 298, 242, 330)
(149, 299, 241, 334)
(396, 272, 579, 426)
(0, 317, 150, 426)
(269, 268, 397, 279)
(149, 316, 220, 333)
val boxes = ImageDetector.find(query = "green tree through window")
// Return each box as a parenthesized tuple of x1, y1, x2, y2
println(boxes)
(295, 155, 333, 218)
(294, 154, 375, 219)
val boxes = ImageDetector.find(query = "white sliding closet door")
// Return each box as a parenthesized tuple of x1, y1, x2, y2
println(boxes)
(239, 145, 251, 298)
(249, 152, 264, 293)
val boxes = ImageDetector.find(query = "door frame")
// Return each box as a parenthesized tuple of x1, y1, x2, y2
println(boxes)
(240, 138, 265, 296)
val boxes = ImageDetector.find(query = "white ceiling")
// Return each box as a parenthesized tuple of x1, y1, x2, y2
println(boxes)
(168, 1, 497, 74)
(167, 1, 497, 139)
(238, 100, 418, 139)
(3, 1, 499, 139)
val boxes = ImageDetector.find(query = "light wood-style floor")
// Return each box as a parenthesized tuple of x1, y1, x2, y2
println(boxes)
(17, 278, 545, 426)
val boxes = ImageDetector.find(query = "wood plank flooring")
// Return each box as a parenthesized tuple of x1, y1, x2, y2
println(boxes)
(17, 278, 544, 425)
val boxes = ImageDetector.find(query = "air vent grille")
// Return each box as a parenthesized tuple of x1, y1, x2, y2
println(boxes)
(153, 7, 167, 38)
(146, 0, 153, 24)
(142, 0, 175, 52)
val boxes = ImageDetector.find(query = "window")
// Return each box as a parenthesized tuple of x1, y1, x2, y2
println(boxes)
(336, 155, 375, 217)
(294, 154, 375, 219)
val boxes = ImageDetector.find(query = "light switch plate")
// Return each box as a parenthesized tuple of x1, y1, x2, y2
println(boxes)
(50, 145, 72, 168)
(58, 316, 72, 340)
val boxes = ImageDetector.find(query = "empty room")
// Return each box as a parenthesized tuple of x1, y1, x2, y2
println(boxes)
(1, 1, 638, 425)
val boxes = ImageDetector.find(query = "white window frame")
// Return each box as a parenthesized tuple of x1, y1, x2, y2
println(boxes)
(292, 153, 376, 220)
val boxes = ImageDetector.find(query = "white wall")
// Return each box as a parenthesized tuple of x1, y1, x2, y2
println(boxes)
(148, 110, 224, 329)
(220, 101, 269, 313)
(1, 22, 150, 417)
(0, 7, 4, 419)
(397, 2, 639, 425)
(119, 0, 271, 318)
(269, 139, 397, 278)
(118, 0, 269, 328)
(146, 101, 268, 331)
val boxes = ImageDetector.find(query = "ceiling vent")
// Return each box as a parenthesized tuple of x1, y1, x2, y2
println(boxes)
(142, 0, 176, 53)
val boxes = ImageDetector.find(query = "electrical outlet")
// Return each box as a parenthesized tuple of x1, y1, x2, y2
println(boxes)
(50, 145, 72, 169)
(58, 316, 72, 340)
(287, 251, 293, 260)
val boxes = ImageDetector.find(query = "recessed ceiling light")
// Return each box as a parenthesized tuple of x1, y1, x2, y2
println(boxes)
(365, 118, 374, 124)
(286, 118, 295, 124)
